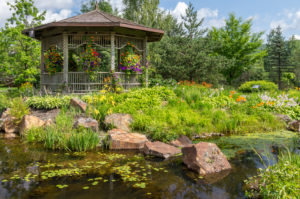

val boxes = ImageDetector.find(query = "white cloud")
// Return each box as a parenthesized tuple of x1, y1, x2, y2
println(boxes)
(0, 0, 74, 27)
(110, 0, 125, 11)
(44, 9, 72, 23)
(36, 0, 73, 10)
(168, 1, 224, 28)
(270, 9, 300, 31)
(0, 0, 13, 27)
(294, 35, 300, 40)
(197, 8, 218, 19)
(171, 1, 188, 22)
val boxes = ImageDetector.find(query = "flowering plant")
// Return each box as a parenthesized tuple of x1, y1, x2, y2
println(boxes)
(78, 36, 102, 78)
(119, 42, 141, 74)
(44, 46, 63, 74)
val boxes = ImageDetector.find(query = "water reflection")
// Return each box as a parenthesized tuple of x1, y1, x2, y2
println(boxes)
(0, 138, 292, 199)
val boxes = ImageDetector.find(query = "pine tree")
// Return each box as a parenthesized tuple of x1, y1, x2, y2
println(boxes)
(81, 0, 115, 14)
(264, 26, 293, 89)
(181, 2, 206, 39)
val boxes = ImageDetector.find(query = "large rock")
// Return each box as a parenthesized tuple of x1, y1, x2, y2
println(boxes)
(182, 142, 231, 175)
(0, 109, 18, 134)
(170, 135, 192, 148)
(108, 129, 148, 150)
(288, 120, 300, 132)
(143, 141, 181, 159)
(70, 98, 87, 113)
(19, 115, 45, 134)
(30, 109, 60, 122)
(104, 114, 133, 132)
(73, 117, 99, 132)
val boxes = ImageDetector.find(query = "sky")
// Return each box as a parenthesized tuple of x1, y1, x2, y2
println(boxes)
(1, 0, 300, 40)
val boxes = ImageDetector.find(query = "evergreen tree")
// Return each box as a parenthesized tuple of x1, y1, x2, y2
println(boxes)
(81, 0, 116, 15)
(181, 2, 206, 39)
(264, 26, 293, 89)
(122, 0, 144, 21)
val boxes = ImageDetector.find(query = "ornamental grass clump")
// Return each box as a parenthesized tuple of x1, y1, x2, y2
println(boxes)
(25, 108, 99, 152)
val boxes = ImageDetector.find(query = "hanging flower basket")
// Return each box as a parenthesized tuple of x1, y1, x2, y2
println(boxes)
(44, 46, 63, 75)
(119, 42, 142, 75)
(78, 36, 102, 80)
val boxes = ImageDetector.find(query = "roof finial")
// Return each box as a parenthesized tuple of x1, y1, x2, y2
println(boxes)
(95, 1, 99, 10)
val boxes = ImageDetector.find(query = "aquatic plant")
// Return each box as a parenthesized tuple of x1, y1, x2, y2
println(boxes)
(245, 149, 300, 199)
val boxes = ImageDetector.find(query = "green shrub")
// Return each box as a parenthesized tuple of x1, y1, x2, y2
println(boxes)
(9, 97, 30, 125)
(245, 150, 300, 199)
(239, 81, 278, 93)
(26, 95, 72, 109)
(0, 94, 9, 113)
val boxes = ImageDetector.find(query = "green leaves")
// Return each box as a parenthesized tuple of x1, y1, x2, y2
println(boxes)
(209, 13, 265, 84)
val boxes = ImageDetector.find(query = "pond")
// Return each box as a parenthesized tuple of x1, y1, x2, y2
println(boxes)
(0, 131, 298, 199)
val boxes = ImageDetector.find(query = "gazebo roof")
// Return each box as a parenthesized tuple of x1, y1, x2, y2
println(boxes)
(23, 9, 164, 42)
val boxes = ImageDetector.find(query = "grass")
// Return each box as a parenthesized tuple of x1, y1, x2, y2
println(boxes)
(245, 149, 300, 199)
(25, 108, 99, 152)
(82, 85, 287, 142)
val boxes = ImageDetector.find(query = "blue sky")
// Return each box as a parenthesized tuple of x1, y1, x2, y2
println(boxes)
(1, 0, 300, 40)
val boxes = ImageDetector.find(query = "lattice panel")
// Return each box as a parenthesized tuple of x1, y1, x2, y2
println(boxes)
(68, 34, 111, 49)
(116, 36, 144, 51)
(42, 35, 63, 51)
(67, 34, 144, 51)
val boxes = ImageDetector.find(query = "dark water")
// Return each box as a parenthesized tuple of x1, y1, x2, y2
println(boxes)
(0, 138, 288, 199)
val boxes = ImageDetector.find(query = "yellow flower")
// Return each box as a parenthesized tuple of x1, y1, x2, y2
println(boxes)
(107, 108, 113, 115)
(99, 95, 106, 102)
(94, 109, 99, 115)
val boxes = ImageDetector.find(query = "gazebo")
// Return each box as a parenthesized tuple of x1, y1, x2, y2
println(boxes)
(22, 6, 164, 93)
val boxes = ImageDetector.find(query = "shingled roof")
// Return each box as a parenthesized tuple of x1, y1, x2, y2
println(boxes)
(23, 9, 164, 42)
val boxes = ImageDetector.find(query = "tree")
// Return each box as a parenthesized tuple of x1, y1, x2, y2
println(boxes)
(0, 0, 45, 86)
(181, 2, 206, 39)
(122, 0, 144, 21)
(210, 13, 265, 85)
(81, 0, 116, 14)
(264, 26, 294, 89)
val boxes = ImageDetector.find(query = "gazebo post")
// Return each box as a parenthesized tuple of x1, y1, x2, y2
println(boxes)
(40, 38, 44, 92)
(63, 32, 69, 92)
(143, 36, 148, 87)
(110, 32, 115, 72)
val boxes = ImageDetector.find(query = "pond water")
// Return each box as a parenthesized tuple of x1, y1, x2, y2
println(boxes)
(0, 132, 298, 199)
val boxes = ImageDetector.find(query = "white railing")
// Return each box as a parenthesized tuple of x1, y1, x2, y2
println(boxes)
(41, 72, 143, 93)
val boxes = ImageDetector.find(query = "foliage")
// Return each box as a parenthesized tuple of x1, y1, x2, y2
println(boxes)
(8, 97, 30, 125)
(245, 150, 300, 199)
(0, 94, 10, 113)
(26, 109, 99, 151)
(210, 13, 265, 85)
(256, 92, 300, 119)
(153, 36, 229, 84)
(264, 26, 294, 89)
(149, 75, 177, 87)
(238, 81, 278, 93)
(181, 2, 206, 39)
(0, 0, 45, 86)
(119, 42, 142, 74)
(84, 86, 284, 142)
(44, 46, 63, 74)
(26, 95, 72, 109)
